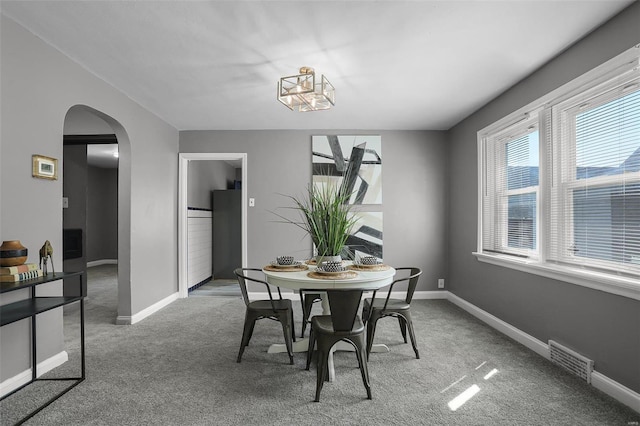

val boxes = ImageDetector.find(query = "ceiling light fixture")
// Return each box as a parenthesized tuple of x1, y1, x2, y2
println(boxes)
(277, 67, 335, 112)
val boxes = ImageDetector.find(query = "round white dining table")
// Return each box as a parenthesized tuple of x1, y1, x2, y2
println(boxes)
(262, 262, 396, 381)
(263, 263, 395, 290)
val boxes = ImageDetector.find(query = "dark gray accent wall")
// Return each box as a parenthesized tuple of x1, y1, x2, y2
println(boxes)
(87, 166, 118, 261)
(187, 160, 236, 209)
(179, 130, 448, 292)
(447, 3, 640, 393)
(62, 145, 88, 296)
(212, 189, 241, 278)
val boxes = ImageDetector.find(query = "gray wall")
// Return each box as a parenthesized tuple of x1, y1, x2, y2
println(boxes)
(87, 166, 118, 261)
(180, 130, 448, 291)
(447, 3, 640, 393)
(187, 160, 237, 209)
(64, 107, 114, 134)
(1, 15, 178, 381)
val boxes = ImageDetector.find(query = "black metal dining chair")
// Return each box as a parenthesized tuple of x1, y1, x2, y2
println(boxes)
(362, 267, 422, 359)
(305, 288, 372, 402)
(234, 268, 296, 364)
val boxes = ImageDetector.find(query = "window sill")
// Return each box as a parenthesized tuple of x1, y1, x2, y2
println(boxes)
(473, 252, 640, 301)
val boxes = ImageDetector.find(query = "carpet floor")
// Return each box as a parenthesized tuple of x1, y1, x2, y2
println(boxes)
(1, 265, 638, 425)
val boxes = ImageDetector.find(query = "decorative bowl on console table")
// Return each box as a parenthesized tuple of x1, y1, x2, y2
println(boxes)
(0, 240, 28, 267)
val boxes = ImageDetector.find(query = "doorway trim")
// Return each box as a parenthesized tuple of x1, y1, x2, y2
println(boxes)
(178, 153, 248, 298)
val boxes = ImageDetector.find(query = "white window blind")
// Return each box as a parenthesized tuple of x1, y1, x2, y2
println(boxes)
(550, 77, 640, 275)
(482, 114, 539, 258)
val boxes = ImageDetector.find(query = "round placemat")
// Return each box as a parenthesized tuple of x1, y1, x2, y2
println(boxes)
(307, 270, 358, 280)
(263, 264, 309, 272)
(348, 264, 391, 271)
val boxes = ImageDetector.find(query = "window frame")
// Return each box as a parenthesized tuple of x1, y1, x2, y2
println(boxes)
(482, 116, 540, 259)
(475, 45, 640, 302)
(550, 83, 640, 274)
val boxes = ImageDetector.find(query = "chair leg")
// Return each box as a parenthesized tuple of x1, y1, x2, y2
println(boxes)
(398, 316, 408, 343)
(366, 315, 379, 360)
(306, 327, 316, 370)
(279, 314, 294, 365)
(299, 292, 306, 338)
(362, 302, 370, 325)
(290, 308, 296, 343)
(353, 336, 372, 400)
(245, 318, 257, 346)
(237, 315, 256, 363)
(301, 295, 310, 338)
(314, 348, 326, 402)
(236, 343, 246, 364)
(404, 312, 420, 359)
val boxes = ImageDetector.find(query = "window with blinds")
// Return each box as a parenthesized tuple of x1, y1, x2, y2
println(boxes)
(478, 46, 640, 293)
(482, 116, 539, 258)
(551, 78, 640, 275)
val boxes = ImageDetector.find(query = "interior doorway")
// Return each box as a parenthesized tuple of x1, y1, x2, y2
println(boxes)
(62, 136, 119, 301)
(62, 105, 132, 323)
(178, 153, 248, 298)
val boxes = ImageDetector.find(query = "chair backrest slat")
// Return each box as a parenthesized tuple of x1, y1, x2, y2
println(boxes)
(404, 267, 422, 304)
(234, 268, 252, 306)
(327, 289, 364, 332)
(382, 267, 422, 310)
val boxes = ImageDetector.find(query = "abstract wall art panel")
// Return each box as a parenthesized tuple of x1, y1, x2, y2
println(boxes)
(312, 135, 382, 205)
(346, 211, 383, 260)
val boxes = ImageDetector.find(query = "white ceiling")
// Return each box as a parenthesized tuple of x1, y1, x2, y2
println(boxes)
(1, 0, 634, 131)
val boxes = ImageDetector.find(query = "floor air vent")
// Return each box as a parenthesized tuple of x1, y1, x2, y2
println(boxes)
(549, 340, 594, 384)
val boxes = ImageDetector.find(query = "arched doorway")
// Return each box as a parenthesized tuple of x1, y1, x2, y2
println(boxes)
(63, 105, 132, 322)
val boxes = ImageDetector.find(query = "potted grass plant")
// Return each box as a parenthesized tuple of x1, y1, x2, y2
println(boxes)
(277, 180, 358, 263)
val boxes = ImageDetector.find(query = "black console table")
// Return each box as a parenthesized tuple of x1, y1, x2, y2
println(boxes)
(0, 271, 85, 425)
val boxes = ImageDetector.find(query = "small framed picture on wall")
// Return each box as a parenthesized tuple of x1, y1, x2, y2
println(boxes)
(32, 154, 58, 180)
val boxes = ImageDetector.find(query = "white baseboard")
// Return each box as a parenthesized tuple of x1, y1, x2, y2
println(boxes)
(0, 350, 68, 398)
(87, 259, 118, 268)
(592, 371, 640, 414)
(447, 292, 640, 414)
(116, 292, 179, 325)
(412, 290, 449, 299)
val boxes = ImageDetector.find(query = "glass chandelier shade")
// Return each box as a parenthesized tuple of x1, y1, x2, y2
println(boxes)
(277, 67, 335, 112)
